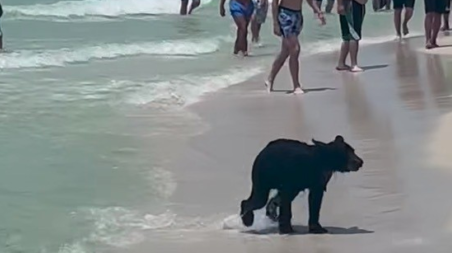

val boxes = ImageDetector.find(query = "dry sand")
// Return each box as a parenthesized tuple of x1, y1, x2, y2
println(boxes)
(122, 36, 452, 253)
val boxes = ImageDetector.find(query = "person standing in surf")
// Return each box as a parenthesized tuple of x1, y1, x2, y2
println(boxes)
(424, 0, 448, 49)
(0, 2, 3, 50)
(336, 0, 367, 72)
(220, 0, 254, 56)
(393, 0, 415, 39)
(251, 0, 269, 45)
(180, 0, 201, 15)
(265, 0, 326, 94)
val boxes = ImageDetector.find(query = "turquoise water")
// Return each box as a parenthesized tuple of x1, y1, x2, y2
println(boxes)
(0, 0, 426, 252)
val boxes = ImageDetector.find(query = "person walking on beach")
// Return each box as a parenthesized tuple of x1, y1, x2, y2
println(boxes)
(0, 2, 3, 50)
(265, 0, 325, 94)
(441, 0, 451, 31)
(336, 0, 367, 72)
(251, 0, 269, 45)
(424, 0, 448, 49)
(393, 0, 415, 39)
(220, 0, 254, 56)
(180, 0, 201, 15)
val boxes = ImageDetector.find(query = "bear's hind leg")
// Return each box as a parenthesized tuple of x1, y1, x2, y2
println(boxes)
(278, 190, 299, 234)
(240, 186, 270, 227)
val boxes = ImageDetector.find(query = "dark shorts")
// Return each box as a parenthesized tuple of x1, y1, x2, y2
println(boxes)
(278, 6, 303, 37)
(424, 0, 449, 13)
(340, 1, 365, 41)
(393, 0, 415, 9)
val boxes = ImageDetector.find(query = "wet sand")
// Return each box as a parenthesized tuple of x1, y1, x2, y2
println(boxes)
(126, 36, 452, 252)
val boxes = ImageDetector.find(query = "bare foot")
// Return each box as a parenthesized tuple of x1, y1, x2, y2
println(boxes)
(426, 42, 434, 49)
(288, 87, 305, 95)
(441, 26, 450, 31)
(402, 24, 409, 36)
(336, 65, 351, 71)
(264, 80, 273, 93)
(350, 65, 363, 72)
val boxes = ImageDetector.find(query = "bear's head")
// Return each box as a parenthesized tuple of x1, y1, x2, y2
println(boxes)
(312, 135, 364, 173)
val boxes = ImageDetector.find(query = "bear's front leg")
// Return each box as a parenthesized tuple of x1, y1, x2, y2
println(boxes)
(308, 188, 328, 234)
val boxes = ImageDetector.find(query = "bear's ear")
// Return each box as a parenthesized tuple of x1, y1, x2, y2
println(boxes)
(334, 135, 344, 143)
(312, 139, 327, 147)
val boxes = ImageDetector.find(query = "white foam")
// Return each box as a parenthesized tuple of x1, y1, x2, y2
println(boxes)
(0, 38, 220, 69)
(83, 207, 176, 247)
(125, 66, 264, 107)
(222, 209, 278, 233)
(302, 32, 424, 55)
(6, 0, 212, 19)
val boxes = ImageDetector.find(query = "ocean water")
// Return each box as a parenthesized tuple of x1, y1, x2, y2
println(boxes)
(0, 0, 426, 252)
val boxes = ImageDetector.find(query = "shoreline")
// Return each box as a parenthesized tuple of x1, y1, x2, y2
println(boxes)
(120, 35, 452, 253)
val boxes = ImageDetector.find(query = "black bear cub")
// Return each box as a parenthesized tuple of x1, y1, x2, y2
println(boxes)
(240, 135, 363, 234)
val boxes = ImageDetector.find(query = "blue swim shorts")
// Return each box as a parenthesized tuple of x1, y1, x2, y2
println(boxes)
(230, 0, 255, 20)
(278, 6, 303, 37)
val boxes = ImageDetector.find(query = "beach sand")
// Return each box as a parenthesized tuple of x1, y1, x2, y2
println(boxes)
(122, 35, 452, 253)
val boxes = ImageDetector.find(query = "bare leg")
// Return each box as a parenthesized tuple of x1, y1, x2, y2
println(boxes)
(287, 36, 303, 94)
(431, 13, 442, 47)
(442, 13, 451, 31)
(403, 8, 414, 36)
(425, 13, 434, 48)
(394, 8, 402, 37)
(232, 16, 248, 55)
(0, 36, 3, 50)
(251, 17, 259, 43)
(242, 19, 250, 55)
(385, 0, 392, 10)
(266, 40, 290, 92)
(188, 0, 201, 14)
(325, 0, 334, 13)
(180, 0, 188, 15)
(349, 40, 363, 72)
(336, 41, 350, 70)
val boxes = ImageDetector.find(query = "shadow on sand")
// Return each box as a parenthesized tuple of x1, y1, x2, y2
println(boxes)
(243, 225, 374, 236)
(271, 87, 336, 94)
(360, 64, 389, 71)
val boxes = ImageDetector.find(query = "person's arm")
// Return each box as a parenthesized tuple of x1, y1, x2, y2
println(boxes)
(220, 0, 226, 16)
(306, 0, 323, 14)
(306, 0, 326, 24)
(272, 0, 281, 36)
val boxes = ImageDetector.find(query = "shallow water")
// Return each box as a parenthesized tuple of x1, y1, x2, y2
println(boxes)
(0, 0, 429, 252)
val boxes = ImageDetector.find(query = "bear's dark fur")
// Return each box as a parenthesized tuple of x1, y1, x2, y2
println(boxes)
(240, 135, 363, 234)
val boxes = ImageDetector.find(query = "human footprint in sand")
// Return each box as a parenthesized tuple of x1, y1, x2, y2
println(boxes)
(265, 0, 326, 94)
(336, 0, 368, 72)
